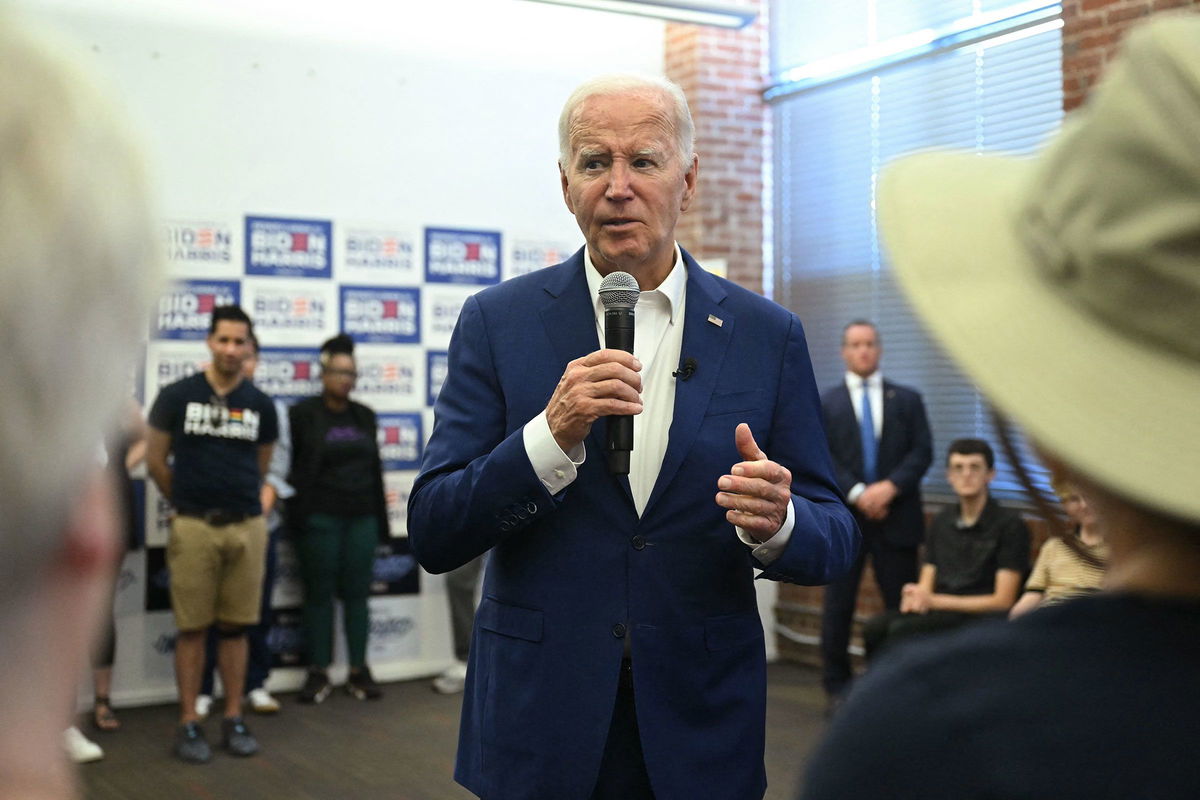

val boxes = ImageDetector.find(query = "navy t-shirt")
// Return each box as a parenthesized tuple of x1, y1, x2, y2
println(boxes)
(149, 372, 278, 515)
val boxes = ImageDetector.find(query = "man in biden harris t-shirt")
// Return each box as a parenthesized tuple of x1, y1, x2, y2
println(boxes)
(146, 304, 277, 765)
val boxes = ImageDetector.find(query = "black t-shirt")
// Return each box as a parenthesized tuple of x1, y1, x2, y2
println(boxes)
(148, 373, 278, 514)
(924, 496, 1029, 595)
(801, 593, 1200, 799)
(310, 406, 378, 516)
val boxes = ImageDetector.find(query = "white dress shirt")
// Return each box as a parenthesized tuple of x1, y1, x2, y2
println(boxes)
(521, 244, 793, 564)
(844, 370, 883, 504)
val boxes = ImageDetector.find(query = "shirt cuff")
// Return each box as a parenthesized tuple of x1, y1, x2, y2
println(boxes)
(846, 482, 866, 504)
(736, 500, 796, 566)
(265, 474, 295, 500)
(523, 410, 584, 495)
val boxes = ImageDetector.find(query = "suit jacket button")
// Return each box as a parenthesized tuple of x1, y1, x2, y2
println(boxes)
(611, 623, 627, 638)
(631, 534, 646, 550)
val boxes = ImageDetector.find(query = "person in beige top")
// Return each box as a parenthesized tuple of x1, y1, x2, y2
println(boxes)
(1010, 479, 1107, 618)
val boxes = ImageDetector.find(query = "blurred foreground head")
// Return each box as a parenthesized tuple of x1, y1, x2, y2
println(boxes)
(0, 15, 160, 794)
(878, 16, 1200, 532)
(0, 14, 160, 599)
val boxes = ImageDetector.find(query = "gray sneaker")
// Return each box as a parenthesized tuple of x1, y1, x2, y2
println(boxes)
(173, 722, 212, 764)
(221, 716, 259, 757)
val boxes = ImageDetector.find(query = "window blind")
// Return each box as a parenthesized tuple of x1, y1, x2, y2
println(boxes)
(769, 3, 1064, 503)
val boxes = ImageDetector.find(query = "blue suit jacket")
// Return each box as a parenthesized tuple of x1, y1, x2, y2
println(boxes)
(409, 248, 859, 800)
(820, 380, 932, 547)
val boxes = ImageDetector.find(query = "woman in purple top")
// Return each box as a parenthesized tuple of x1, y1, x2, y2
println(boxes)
(287, 334, 390, 703)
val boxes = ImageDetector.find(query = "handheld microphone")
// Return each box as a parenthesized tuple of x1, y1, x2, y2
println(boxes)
(598, 271, 640, 475)
(673, 357, 697, 381)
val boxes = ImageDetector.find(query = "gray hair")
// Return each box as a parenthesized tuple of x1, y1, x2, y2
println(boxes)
(0, 16, 162, 595)
(557, 74, 696, 171)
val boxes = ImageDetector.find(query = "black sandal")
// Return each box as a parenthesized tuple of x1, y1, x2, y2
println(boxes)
(93, 696, 120, 732)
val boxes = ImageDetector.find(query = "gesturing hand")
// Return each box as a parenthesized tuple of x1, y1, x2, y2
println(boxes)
(715, 423, 792, 543)
(545, 349, 643, 453)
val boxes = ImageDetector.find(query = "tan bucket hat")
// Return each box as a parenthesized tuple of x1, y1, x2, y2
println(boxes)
(878, 15, 1200, 523)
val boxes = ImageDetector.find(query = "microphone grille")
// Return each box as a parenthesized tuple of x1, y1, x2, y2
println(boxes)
(598, 271, 640, 310)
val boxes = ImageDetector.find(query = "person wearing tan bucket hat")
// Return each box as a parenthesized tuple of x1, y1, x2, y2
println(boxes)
(800, 15, 1200, 800)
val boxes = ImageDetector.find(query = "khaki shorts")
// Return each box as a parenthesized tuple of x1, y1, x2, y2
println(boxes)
(167, 514, 267, 631)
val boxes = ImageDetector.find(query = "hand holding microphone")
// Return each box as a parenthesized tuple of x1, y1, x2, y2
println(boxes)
(598, 272, 639, 474)
(544, 272, 642, 463)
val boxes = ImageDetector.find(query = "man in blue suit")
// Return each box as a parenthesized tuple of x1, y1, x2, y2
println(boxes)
(818, 320, 932, 709)
(408, 74, 858, 800)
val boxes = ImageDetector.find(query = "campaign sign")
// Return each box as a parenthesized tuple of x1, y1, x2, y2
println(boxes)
(352, 347, 422, 411)
(271, 539, 304, 609)
(422, 284, 475, 349)
(365, 597, 421, 662)
(370, 538, 419, 596)
(245, 280, 336, 343)
(384, 470, 418, 538)
(266, 607, 306, 668)
(377, 413, 423, 471)
(144, 547, 171, 612)
(143, 341, 209, 415)
(142, 484, 172, 549)
(164, 218, 236, 273)
(340, 286, 421, 344)
(143, 612, 181, 683)
(254, 347, 322, 402)
(427, 351, 449, 407)
(245, 215, 332, 279)
(341, 226, 418, 283)
(424, 227, 501, 285)
(508, 239, 574, 279)
(146, 342, 208, 391)
(153, 279, 240, 340)
(114, 548, 145, 618)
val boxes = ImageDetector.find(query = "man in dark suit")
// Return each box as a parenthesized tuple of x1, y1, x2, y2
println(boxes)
(819, 320, 931, 708)
(408, 75, 858, 800)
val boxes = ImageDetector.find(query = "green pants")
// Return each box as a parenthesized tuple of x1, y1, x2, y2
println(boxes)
(297, 513, 378, 668)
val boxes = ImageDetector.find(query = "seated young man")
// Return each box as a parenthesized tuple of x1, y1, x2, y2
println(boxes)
(862, 438, 1029, 660)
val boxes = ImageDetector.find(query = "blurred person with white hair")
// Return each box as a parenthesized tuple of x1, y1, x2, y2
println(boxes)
(801, 15, 1200, 799)
(0, 12, 160, 799)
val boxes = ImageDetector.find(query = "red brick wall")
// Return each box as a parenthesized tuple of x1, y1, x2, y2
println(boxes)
(664, 0, 766, 291)
(1063, 0, 1199, 110)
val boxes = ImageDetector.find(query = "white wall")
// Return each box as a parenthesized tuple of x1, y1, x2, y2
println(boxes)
(15, 0, 666, 232)
(15, 0, 672, 707)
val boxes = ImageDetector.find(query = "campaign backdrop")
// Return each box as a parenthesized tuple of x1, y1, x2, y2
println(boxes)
(135, 214, 575, 699)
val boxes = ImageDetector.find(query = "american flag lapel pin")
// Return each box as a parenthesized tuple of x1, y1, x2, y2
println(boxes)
(707, 314, 723, 327)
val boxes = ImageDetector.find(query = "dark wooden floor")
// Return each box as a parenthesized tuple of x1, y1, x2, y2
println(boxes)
(78, 663, 829, 800)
